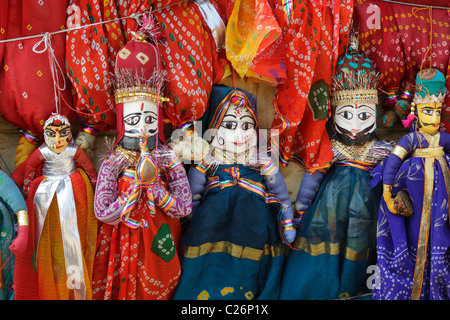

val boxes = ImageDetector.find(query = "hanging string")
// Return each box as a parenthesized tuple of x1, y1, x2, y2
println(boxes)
(411, 6, 434, 71)
(32, 33, 66, 115)
(0, 0, 188, 45)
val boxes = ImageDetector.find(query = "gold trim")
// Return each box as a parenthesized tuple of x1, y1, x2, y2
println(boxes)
(16, 210, 29, 227)
(391, 145, 409, 160)
(116, 146, 139, 164)
(411, 132, 443, 299)
(411, 147, 444, 158)
(331, 89, 378, 107)
(292, 237, 373, 262)
(180, 241, 288, 261)
(115, 86, 170, 104)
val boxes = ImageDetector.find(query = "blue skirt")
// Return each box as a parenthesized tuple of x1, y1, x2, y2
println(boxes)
(173, 165, 286, 300)
(280, 164, 381, 299)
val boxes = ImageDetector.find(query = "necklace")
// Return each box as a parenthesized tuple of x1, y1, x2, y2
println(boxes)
(212, 148, 253, 165)
(116, 145, 139, 164)
(331, 139, 376, 162)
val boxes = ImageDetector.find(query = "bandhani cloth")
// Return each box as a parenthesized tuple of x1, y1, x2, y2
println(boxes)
(370, 131, 450, 300)
(225, 0, 287, 85)
(13, 145, 97, 300)
(270, 0, 353, 171)
(354, 0, 450, 131)
(0, 170, 28, 300)
(92, 144, 192, 300)
(65, 0, 125, 133)
(0, 1, 76, 145)
(120, 0, 225, 129)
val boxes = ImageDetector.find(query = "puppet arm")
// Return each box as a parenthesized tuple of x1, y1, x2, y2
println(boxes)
(262, 162, 296, 245)
(94, 154, 131, 225)
(381, 134, 415, 214)
(0, 170, 29, 255)
(153, 159, 193, 218)
(294, 170, 325, 225)
(187, 163, 207, 211)
(22, 148, 45, 198)
(74, 147, 98, 187)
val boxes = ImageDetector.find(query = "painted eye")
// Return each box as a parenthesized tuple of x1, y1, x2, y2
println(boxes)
(339, 111, 353, 120)
(124, 115, 140, 125)
(358, 112, 371, 120)
(221, 121, 237, 130)
(45, 130, 56, 138)
(145, 115, 157, 124)
(436, 110, 441, 116)
(241, 122, 255, 130)
(421, 109, 434, 116)
(59, 128, 70, 137)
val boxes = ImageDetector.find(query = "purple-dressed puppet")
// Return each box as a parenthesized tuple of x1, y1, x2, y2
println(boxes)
(371, 68, 450, 300)
(91, 20, 192, 300)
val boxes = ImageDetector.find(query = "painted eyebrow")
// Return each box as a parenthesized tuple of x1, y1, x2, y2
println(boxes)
(124, 112, 142, 117)
(240, 115, 255, 122)
(335, 105, 355, 112)
(143, 111, 158, 115)
(222, 114, 237, 119)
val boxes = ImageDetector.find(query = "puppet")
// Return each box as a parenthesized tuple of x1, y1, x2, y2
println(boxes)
(280, 35, 394, 300)
(173, 85, 295, 300)
(13, 114, 97, 300)
(0, 169, 28, 300)
(371, 68, 450, 300)
(91, 19, 192, 300)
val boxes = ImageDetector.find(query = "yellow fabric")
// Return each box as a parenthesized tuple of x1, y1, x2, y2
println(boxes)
(225, 0, 283, 84)
(36, 169, 96, 300)
(14, 135, 38, 167)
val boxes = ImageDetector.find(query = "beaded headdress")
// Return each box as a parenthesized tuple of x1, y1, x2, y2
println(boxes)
(112, 15, 169, 105)
(413, 68, 447, 104)
(331, 33, 379, 107)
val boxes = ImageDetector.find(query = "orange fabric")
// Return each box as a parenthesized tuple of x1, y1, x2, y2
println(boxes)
(270, 0, 353, 170)
(13, 169, 96, 300)
(92, 176, 182, 300)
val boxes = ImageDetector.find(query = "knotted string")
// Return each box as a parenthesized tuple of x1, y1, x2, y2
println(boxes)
(32, 33, 66, 115)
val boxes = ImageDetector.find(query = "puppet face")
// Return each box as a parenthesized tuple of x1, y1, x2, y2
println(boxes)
(123, 100, 158, 139)
(416, 102, 442, 135)
(334, 102, 377, 145)
(211, 104, 257, 156)
(44, 122, 71, 154)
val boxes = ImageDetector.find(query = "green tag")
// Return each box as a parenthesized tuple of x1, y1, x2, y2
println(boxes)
(151, 223, 176, 262)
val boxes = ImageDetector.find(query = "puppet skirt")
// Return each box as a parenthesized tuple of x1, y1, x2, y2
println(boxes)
(280, 164, 381, 300)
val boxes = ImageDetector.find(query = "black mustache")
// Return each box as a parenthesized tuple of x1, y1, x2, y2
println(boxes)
(125, 128, 158, 134)
(335, 123, 375, 138)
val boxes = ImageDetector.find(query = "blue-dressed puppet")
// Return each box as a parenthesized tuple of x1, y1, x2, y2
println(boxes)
(371, 68, 450, 300)
(173, 85, 295, 300)
(0, 169, 28, 300)
(279, 35, 394, 300)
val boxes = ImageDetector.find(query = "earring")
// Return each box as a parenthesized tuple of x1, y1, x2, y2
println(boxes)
(401, 101, 416, 128)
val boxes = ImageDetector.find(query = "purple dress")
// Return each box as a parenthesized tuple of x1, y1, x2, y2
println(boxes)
(371, 131, 450, 300)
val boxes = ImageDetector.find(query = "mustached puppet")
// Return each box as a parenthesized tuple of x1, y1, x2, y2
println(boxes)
(279, 34, 394, 300)
(0, 169, 28, 300)
(12, 113, 98, 300)
(91, 15, 192, 300)
(173, 85, 295, 300)
(371, 68, 450, 300)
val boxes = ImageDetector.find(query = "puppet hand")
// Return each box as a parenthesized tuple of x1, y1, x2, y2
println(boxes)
(281, 218, 296, 245)
(383, 184, 398, 214)
(282, 229, 296, 245)
(9, 225, 29, 255)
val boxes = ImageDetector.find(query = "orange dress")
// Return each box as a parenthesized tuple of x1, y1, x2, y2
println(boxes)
(13, 145, 97, 300)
